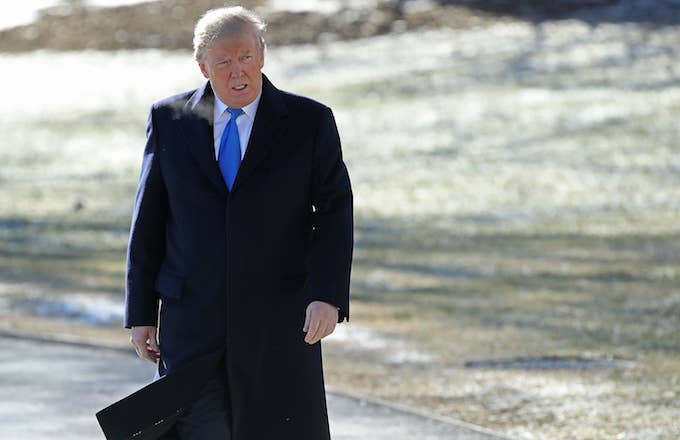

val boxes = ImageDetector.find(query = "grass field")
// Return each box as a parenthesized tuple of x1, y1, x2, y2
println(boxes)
(1, 18, 680, 439)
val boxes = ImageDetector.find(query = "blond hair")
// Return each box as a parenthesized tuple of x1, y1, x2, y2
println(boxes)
(193, 6, 266, 62)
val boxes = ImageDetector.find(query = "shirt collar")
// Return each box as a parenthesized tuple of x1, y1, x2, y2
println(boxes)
(214, 87, 263, 122)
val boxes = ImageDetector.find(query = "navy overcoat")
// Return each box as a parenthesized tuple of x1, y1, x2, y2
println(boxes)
(124, 74, 353, 439)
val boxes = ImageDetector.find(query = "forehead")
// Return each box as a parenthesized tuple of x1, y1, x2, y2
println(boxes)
(206, 33, 260, 57)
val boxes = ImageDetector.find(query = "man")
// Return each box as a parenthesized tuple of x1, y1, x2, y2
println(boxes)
(124, 6, 353, 439)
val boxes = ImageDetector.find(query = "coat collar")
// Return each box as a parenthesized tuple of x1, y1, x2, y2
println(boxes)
(178, 74, 288, 195)
(180, 82, 224, 194)
(232, 74, 288, 192)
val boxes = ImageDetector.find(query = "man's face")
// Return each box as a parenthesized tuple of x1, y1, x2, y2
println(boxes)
(198, 33, 264, 109)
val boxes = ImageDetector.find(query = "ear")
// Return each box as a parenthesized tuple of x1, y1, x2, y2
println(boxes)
(198, 62, 209, 79)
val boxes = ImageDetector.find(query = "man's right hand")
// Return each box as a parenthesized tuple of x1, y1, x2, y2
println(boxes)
(130, 326, 160, 364)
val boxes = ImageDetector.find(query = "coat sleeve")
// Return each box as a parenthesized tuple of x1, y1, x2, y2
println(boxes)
(309, 106, 353, 323)
(124, 107, 168, 328)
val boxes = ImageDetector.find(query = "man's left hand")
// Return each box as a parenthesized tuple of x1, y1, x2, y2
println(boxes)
(303, 301, 339, 344)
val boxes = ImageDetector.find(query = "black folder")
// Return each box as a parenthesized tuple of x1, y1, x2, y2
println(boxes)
(96, 349, 224, 440)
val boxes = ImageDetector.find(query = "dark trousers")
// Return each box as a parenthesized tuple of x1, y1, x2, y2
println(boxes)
(159, 370, 231, 439)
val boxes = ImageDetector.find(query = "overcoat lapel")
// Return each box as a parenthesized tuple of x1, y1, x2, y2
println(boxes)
(177, 74, 287, 195)
(178, 82, 228, 195)
(232, 74, 288, 192)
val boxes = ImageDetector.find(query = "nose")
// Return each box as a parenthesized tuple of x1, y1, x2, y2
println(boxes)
(228, 62, 243, 78)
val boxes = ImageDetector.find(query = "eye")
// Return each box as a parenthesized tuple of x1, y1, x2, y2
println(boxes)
(242, 55, 252, 63)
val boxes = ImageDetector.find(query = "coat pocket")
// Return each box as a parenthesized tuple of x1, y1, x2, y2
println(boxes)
(154, 269, 185, 300)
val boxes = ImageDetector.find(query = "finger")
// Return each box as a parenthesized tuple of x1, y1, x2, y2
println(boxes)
(305, 314, 321, 344)
(146, 343, 160, 356)
(131, 337, 145, 356)
(146, 348, 160, 361)
(303, 304, 312, 332)
(134, 342, 154, 363)
(321, 321, 335, 339)
(141, 346, 158, 363)
(312, 323, 329, 343)
(147, 329, 160, 353)
(145, 342, 160, 356)
(324, 321, 337, 338)
(143, 354, 157, 364)
(131, 337, 156, 363)
(308, 314, 333, 344)
(315, 321, 333, 343)
(305, 322, 318, 343)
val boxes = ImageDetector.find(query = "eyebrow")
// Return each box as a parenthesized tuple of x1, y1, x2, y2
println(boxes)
(213, 49, 253, 62)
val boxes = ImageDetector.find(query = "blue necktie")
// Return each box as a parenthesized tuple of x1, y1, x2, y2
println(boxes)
(218, 107, 244, 190)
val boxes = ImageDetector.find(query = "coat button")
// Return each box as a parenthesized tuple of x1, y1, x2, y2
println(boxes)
(284, 416, 291, 422)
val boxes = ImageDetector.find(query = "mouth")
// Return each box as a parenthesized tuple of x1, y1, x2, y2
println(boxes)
(232, 84, 247, 91)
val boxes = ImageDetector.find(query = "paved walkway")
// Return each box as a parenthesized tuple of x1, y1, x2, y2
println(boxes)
(0, 335, 510, 439)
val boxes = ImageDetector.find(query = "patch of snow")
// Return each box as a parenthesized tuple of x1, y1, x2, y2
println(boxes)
(329, 323, 389, 349)
(12, 293, 123, 326)
(329, 324, 435, 365)
(384, 349, 433, 365)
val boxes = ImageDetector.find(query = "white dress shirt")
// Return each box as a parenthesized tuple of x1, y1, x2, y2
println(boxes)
(213, 90, 262, 160)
